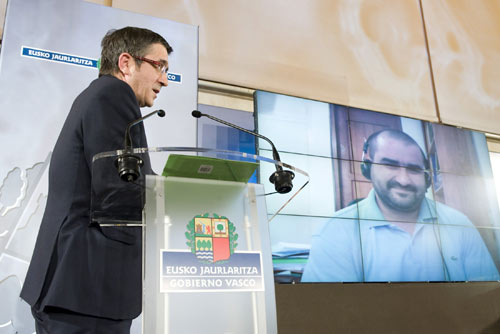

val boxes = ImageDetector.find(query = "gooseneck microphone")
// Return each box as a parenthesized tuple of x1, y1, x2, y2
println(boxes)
(116, 109, 165, 182)
(124, 109, 166, 149)
(192, 110, 294, 193)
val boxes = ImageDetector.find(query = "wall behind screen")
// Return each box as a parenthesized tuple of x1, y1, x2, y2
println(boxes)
(4, 1, 495, 133)
(96, 0, 500, 134)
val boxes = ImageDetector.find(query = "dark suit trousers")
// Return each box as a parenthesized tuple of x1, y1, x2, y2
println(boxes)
(31, 306, 132, 334)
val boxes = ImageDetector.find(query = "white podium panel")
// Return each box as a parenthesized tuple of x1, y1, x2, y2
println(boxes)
(143, 175, 277, 334)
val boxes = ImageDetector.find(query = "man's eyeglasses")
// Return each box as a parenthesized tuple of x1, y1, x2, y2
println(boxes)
(132, 55, 168, 75)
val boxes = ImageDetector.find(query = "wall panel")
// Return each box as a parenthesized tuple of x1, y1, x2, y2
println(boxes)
(113, 0, 437, 122)
(422, 0, 500, 134)
(3, 0, 499, 133)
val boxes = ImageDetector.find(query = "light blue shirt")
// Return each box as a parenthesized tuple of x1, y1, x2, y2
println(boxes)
(301, 190, 500, 282)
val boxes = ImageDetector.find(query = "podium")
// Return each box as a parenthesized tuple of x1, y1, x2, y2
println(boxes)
(91, 147, 309, 334)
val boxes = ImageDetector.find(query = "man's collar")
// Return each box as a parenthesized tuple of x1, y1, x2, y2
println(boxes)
(359, 189, 438, 228)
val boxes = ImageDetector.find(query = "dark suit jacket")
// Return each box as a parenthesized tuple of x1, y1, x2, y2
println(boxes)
(20, 75, 152, 320)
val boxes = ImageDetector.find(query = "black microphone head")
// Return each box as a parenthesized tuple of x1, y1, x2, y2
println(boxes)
(157, 109, 166, 117)
(115, 153, 144, 182)
(269, 170, 295, 194)
(192, 110, 202, 118)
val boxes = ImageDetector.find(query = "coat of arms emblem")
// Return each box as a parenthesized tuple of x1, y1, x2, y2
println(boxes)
(185, 213, 238, 263)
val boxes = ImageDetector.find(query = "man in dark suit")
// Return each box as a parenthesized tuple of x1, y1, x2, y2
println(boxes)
(20, 27, 173, 333)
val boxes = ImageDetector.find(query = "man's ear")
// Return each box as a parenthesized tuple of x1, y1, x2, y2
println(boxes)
(117, 53, 134, 76)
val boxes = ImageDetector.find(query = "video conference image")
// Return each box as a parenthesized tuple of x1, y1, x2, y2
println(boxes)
(255, 91, 500, 283)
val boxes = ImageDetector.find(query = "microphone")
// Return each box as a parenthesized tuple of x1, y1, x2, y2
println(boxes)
(116, 109, 165, 182)
(192, 110, 294, 193)
(124, 109, 165, 149)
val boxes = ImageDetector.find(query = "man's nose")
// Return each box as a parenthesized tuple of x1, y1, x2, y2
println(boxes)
(393, 167, 412, 185)
(159, 72, 168, 87)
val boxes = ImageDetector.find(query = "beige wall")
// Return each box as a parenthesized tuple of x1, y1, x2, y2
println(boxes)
(113, 0, 437, 122)
(112, 0, 500, 134)
(1, 0, 499, 134)
(422, 0, 500, 134)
